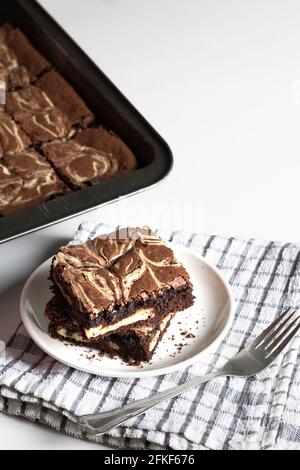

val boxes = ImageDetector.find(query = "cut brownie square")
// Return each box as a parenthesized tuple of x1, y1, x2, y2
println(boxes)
(41, 126, 137, 190)
(51, 228, 194, 339)
(0, 112, 31, 157)
(0, 162, 22, 215)
(46, 294, 174, 364)
(37, 70, 94, 127)
(0, 150, 67, 216)
(0, 42, 30, 90)
(75, 127, 137, 171)
(6, 85, 72, 142)
(42, 139, 122, 190)
(6, 27, 50, 79)
(0, 24, 30, 90)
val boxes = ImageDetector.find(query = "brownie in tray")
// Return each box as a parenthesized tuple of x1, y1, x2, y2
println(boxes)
(0, 23, 138, 217)
(47, 227, 194, 365)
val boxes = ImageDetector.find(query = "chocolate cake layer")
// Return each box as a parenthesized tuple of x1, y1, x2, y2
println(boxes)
(46, 294, 174, 364)
(0, 150, 67, 216)
(51, 279, 193, 339)
(6, 85, 72, 142)
(51, 228, 194, 336)
(37, 70, 94, 127)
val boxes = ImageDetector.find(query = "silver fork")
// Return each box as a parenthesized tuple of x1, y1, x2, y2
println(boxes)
(78, 307, 300, 436)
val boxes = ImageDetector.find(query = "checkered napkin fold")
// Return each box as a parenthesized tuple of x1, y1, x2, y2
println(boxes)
(0, 222, 299, 450)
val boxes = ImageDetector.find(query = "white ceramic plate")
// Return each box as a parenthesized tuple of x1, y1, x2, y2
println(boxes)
(20, 244, 235, 378)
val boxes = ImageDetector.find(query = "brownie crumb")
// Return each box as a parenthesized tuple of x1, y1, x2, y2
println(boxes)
(186, 333, 195, 339)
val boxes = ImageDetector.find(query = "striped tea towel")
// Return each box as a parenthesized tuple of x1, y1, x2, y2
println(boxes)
(0, 222, 300, 450)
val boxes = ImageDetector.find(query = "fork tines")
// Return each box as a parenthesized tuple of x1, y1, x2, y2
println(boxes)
(253, 307, 300, 358)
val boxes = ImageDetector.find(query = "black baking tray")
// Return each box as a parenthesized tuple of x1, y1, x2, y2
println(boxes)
(0, 0, 173, 244)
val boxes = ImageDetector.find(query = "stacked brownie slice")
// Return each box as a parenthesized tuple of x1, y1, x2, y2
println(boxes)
(0, 24, 137, 217)
(46, 227, 194, 364)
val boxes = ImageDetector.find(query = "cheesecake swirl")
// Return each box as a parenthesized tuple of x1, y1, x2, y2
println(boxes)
(0, 113, 31, 156)
(42, 140, 120, 188)
(6, 85, 71, 142)
(52, 229, 190, 317)
(0, 163, 22, 207)
(0, 151, 66, 215)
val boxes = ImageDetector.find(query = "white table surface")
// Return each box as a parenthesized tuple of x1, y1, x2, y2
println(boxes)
(0, 0, 299, 450)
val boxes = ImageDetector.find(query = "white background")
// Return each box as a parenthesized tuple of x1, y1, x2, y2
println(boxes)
(0, 0, 299, 449)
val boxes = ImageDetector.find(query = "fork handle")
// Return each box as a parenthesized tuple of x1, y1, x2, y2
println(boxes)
(78, 371, 221, 435)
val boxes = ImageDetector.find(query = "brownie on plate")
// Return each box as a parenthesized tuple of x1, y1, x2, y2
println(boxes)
(0, 112, 31, 157)
(41, 127, 137, 189)
(50, 227, 194, 340)
(0, 150, 67, 216)
(46, 294, 175, 364)
(6, 85, 72, 142)
(37, 70, 94, 127)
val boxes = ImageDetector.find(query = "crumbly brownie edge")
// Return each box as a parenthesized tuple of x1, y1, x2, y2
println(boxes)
(50, 270, 194, 333)
(47, 298, 175, 365)
(109, 313, 174, 363)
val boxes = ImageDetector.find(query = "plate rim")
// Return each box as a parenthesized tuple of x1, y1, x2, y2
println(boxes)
(20, 244, 235, 378)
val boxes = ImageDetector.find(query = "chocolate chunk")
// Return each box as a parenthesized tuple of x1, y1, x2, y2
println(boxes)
(168, 276, 188, 289)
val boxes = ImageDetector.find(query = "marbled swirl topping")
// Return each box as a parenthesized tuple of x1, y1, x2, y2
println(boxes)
(0, 34, 30, 90)
(52, 228, 191, 319)
(0, 163, 22, 207)
(0, 150, 66, 216)
(0, 42, 18, 69)
(42, 140, 120, 189)
(0, 113, 31, 157)
(6, 85, 71, 142)
(75, 127, 137, 171)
